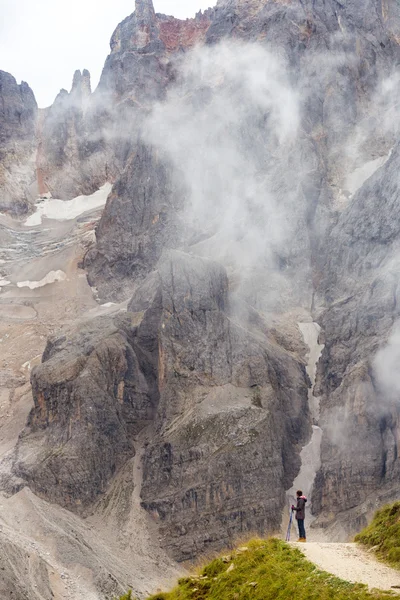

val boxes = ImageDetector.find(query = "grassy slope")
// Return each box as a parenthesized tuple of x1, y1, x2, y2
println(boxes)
(355, 501, 400, 568)
(117, 538, 395, 600)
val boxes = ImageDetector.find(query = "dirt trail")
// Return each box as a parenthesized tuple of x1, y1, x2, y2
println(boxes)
(292, 542, 400, 592)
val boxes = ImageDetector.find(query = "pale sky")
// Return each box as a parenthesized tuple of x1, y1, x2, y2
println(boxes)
(1, 1, 215, 108)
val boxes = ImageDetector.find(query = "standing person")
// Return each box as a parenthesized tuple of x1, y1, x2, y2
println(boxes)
(292, 490, 307, 542)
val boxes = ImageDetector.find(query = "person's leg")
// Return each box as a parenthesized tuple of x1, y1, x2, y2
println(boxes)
(298, 520, 306, 540)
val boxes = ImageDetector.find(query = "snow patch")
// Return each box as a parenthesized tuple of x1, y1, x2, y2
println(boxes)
(21, 355, 41, 371)
(0, 279, 11, 289)
(24, 183, 112, 227)
(17, 270, 67, 290)
(345, 154, 390, 196)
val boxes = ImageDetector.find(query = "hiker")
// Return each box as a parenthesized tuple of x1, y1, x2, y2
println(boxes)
(292, 490, 307, 542)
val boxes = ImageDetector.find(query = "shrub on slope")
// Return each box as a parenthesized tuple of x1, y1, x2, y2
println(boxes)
(356, 501, 400, 568)
(120, 538, 393, 600)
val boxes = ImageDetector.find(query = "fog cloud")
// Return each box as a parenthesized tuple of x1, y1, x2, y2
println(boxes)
(144, 42, 307, 310)
(373, 323, 400, 402)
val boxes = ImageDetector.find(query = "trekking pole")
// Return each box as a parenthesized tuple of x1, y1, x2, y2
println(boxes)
(286, 507, 294, 542)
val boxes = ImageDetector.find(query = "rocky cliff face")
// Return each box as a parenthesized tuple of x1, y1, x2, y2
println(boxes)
(101, 0, 212, 103)
(9, 250, 310, 559)
(138, 252, 309, 560)
(13, 314, 143, 507)
(84, 2, 217, 298)
(85, 144, 186, 300)
(0, 71, 37, 214)
(36, 69, 107, 199)
(87, 0, 400, 303)
(36, 67, 132, 201)
(3, 0, 400, 578)
(83, 0, 400, 545)
(0, 3, 213, 214)
(311, 143, 400, 535)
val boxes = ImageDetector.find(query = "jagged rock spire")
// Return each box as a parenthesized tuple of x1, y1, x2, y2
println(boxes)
(135, 0, 155, 21)
(71, 69, 92, 98)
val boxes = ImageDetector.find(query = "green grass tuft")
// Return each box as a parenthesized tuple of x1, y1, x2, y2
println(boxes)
(117, 592, 133, 600)
(355, 501, 400, 569)
(116, 503, 400, 600)
(128, 538, 394, 600)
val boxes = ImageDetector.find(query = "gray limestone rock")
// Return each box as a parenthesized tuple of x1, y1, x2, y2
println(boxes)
(9, 251, 310, 559)
(87, 0, 400, 307)
(36, 69, 116, 200)
(30, 1, 211, 208)
(0, 71, 37, 214)
(11, 313, 158, 509)
(139, 252, 310, 560)
(4, 0, 400, 565)
(85, 143, 187, 300)
(83, 0, 400, 547)
(311, 142, 400, 535)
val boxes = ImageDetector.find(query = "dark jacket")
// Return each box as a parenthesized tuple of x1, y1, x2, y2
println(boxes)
(294, 496, 307, 520)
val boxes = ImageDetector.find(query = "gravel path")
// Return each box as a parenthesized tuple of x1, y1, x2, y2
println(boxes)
(292, 542, 400, 592)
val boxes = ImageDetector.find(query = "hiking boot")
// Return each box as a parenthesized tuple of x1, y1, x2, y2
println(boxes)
(299, 538, 306, 542)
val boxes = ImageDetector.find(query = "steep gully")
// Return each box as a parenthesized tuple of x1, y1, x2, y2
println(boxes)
(283, 321, 325, 538)
(282, 147, 393, 539)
